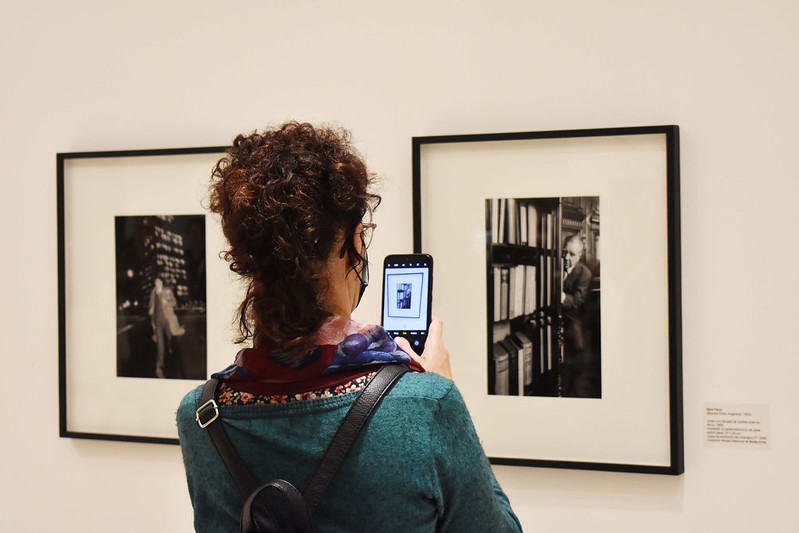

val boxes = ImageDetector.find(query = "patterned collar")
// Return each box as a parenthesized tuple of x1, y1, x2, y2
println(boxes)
(212, 316, 422, 395)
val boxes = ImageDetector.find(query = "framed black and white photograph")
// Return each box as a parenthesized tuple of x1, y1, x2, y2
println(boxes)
(413, 126, 683, 474)
(58, 146, 237, 444)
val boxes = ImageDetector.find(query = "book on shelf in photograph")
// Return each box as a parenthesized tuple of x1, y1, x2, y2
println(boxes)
(492, 264, 537, 323)
(490, 330, 534, 396)
(491, 341, 510, 395)
(490, 198, 547, 248)
(500, 338, 520, 395)
(509, 331, 533, 389)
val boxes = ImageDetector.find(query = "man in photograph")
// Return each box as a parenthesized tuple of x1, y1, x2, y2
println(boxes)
(561, 235, 593, 397)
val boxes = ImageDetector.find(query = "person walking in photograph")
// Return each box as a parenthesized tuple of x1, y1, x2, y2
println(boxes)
(148, 276, 185, 378)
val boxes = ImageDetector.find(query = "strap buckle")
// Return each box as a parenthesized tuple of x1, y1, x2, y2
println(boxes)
(196, 399, 220, 429)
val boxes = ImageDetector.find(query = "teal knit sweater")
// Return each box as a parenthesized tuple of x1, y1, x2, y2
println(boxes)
(177, 371, 522, 532)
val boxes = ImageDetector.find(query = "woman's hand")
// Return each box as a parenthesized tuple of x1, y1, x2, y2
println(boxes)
(395, 316, 452, 380)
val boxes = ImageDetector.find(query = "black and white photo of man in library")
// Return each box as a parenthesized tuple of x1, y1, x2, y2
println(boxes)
(397, 283, 412, 309)
(561, 234, 599, 398)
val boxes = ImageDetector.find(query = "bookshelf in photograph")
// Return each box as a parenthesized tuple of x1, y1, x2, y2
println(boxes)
(486, 196, 601, 399)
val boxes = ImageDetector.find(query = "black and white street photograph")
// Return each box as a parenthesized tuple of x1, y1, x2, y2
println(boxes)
(115, 214, 207, 380)
(487, 196, 601, 399)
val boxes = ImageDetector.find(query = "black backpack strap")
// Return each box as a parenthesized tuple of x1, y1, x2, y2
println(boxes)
(197, 378, 259, 498)
(303, 363, 408, 512)
(240, 479, 313, 533)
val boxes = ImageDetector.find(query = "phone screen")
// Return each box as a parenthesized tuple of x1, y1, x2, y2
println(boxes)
(381, 254, 433, 352)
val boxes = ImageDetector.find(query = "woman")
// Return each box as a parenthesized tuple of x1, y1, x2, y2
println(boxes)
(148, 276, 184, 378)
(176, 122, 522, 532)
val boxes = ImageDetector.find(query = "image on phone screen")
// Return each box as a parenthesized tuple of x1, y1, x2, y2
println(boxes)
(382, 255, 432, 351)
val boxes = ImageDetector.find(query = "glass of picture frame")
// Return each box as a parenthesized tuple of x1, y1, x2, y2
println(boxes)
(412, 125, 684, 474)
(57, 146, 235, 444)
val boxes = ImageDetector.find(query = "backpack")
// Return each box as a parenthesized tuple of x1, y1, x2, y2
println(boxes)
(195, 363, 409, 533)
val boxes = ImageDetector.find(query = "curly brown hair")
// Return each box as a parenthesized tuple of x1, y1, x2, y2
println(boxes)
(209, 121, 380, 349)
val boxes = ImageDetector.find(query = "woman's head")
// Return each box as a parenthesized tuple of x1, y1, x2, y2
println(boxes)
(209, 121, 380, 348)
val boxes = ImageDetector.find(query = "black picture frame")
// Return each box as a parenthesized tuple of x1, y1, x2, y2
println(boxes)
(412, 126, 683, 474)
(58, 146, 227, 445)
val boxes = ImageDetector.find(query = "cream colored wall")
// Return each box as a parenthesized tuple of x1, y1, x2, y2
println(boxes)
(2, 1, 797, 531)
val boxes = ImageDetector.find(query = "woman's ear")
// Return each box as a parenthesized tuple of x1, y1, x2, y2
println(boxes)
(352, 223, 365, 255)
(333, 227, 348, 260)
(338, 224, 363, 264)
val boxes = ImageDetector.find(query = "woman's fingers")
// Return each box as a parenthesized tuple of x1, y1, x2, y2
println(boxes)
(395, 316, 452, 380)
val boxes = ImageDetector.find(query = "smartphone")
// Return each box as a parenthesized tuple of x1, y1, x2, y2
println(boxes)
(381, 254, 433, 353)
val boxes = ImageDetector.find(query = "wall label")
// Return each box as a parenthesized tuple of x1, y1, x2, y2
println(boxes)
(704, 403, 770, 449)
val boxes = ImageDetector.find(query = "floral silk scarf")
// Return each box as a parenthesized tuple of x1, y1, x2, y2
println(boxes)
(213, 315, 423, 395)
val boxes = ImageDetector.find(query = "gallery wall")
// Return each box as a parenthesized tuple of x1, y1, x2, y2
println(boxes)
(1, 0, 797, 531)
